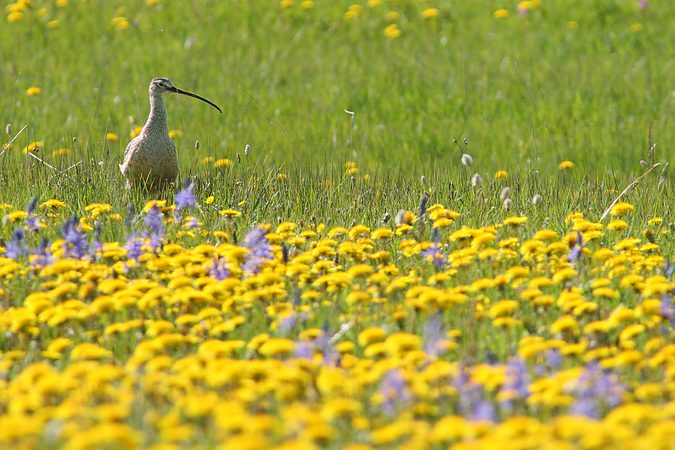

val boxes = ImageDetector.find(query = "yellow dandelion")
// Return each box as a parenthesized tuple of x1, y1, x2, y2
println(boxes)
(610, 202, 634, 216)
(39, 199, 66, 210)
(422, 8, 439, 19)
(7, 11, 24, 23)
(47, 19, 59, 29)
(630, 23, 643, 32)
(52, 148, 70, 159)
(168, 129, 182, 139)
(214, 158, 232, 168)
(219, 209, 242, 218)
(493, 9, 509, 19)
(280, 0, 293, 8)
(301, 0, 314, 9)
(23, 141, 43, 154)
(111, 16, 129, 30)
(567, 20, 577, 29)
(130, 126, 142, 138)
(384, 24, 401, 39)
(105, 132, 118, 142)
(26, 86, 42, 96)
(559, 160, 575, 170)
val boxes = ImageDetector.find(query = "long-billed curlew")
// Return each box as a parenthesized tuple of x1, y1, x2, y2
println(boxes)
(120, 77, 222, 189)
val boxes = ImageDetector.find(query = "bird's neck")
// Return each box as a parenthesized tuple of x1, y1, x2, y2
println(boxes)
(143, 93, 168, 135)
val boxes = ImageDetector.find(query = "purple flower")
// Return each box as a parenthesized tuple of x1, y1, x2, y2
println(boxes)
(660, 294, 674, 325)
(210, 256, 230, 281)
(639, 0, 648, 10)
(144, 206, 165, 251)
(293, 341, 314, 360)
(125, 233, 144, 263)
(379, 369, 411, 415)
(242, 227, 273, 275)
(174, 182, 196, 219)
(423, 315, 445, 356)
(30, 237, 53, 267)
(453, 365, 498, 422)
(545, 349, 562, 370)
(504, 358, 530, 398)
(569, 363, 625, 418)
(567, 231, 584, 265)
(422, 243, 446, 269)
(472, 401, 497, 423)
(24, 196, 40, 231)
(62, 216, 89, 259)
(5, 227, 26, 259)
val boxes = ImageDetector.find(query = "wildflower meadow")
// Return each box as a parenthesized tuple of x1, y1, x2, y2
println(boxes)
(1, 1, 674, 449)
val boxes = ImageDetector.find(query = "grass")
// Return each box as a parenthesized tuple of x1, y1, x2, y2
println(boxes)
(0, 1, 674, 449)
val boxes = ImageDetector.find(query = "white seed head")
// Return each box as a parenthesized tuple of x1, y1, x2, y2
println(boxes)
(394, 209, 406, 226)
(471, 173, 482, 187)
(194, 140, 200, 150)
(639, 160, 649, 168)
(531, 194, 543, 206)
(244, 144, 251, 156)
(5, 124, 11, 135)
(461, 153, 473, 166)
(499, 186, 511, 202)
(421, 175, 427, 185)
(503, 198, 512, 210)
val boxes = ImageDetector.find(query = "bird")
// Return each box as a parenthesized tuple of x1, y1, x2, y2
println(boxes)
(120, 77, 222, 189)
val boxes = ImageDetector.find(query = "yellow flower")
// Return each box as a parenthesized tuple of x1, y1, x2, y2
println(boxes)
(280, 0, 293, 8)
(610, 202, 634, 216)
(130, 126, 142, 138)
(567, 20, 577, 29)
(26, 86, 41, 96)
(493, 9, 509, 19)
(384, 24, 401, 39)
(422, 8, 439, 19)
(630, 23, 643, 32)
(550, 315, 579, 335)
(607, 219, 628, 231)
(39, 199, 66, 210)
(358, 327, 386, 346)
(559, 160, 575, 170)
(105, 132, 119, 142)
(52, 147, 70, 157)
(47, 19, 59, 29)
(23, 141, 43, 154)
(111, 16, 129, 30)
(205, 195, 214, 205)
(258, 338, 294, 357)
(494, 169, 508, 180)
(368, 0, 381, 7)
(168, 129, 182, 139)
(7, 11, 24, 23)
(219, 209, 242, 218)
(386, 11, 399, 21)
(301, 0, 313, 9)
(503, 216, 528, 226)
(214, 158, 232, 168)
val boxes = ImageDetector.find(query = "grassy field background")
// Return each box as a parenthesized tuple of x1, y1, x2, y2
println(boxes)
(1, 1, 672, 229)
(0, 1, 674, 449)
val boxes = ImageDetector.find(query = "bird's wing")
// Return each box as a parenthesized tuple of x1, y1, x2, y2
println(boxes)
(123, 136, 140, 162)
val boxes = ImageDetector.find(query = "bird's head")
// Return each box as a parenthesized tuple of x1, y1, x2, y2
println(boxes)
(149, 77, 176, 95)
(148, 77, 222, 113)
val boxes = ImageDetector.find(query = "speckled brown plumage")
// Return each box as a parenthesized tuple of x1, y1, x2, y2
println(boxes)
(120, 77, 222, 189)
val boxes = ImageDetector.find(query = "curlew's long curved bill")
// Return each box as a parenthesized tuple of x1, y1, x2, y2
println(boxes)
(171, 86, 222, 113)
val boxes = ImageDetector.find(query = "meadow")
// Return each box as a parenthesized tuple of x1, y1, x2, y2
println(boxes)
(1, 0, 674, 449)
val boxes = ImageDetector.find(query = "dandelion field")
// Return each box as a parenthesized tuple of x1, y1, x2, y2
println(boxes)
(1, 1, 674, 449)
